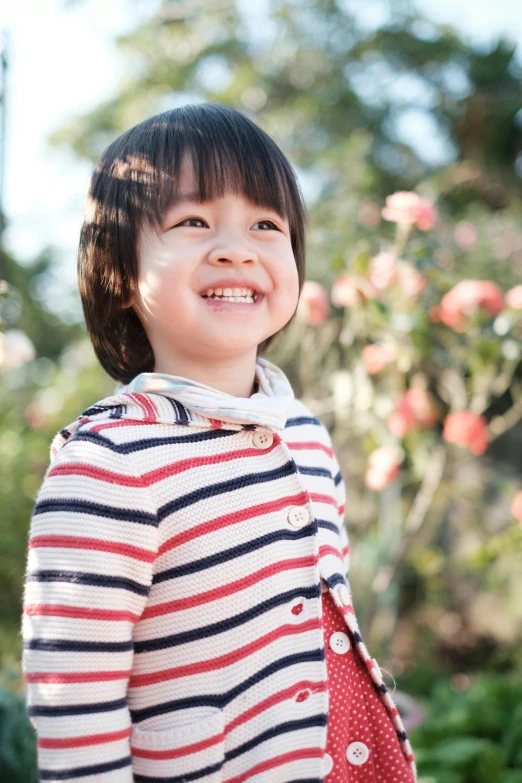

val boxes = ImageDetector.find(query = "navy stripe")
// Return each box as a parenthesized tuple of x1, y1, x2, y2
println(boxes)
(33, 497, 158, 527)
(295, 465, 331, 478)
(285, 416, 321, 427)
(40, 755, 131, 780)
(158, 462, 298, 520)
(334, 469, 342, 485)
(28, 697, 127, 717)
(286, 780, 323, 783)
(81, 402, 126, 417)
(72, 427, 238, 454)
(226, 714, 327, 762)
(135, 583, 321, 653)
(324, 572, 346, 589)
(109, 405, 125, 419)
(130, 648, 325, 723)
(134, 760, 224, 783)
(317, 519, 339, 534)
(153, 525, 316, 583)
(24, 637, 133, 654)
(164, 396, 191, 425)
(24, 570, 150, 596)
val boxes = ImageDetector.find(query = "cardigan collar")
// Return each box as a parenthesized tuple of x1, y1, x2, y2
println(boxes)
(50, 357, 295, 460)
(113, 356, 295, 432)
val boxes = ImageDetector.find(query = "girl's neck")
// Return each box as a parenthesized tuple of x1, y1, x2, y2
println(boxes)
(152, 349, 259, 398)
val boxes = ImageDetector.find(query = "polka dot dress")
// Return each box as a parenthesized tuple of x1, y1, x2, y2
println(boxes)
(321, 588, 415, 783)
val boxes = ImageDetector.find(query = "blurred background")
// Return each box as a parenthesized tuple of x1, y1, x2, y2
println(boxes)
(1, 1, 522, 780)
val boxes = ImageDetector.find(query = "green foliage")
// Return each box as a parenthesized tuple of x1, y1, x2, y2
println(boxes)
(0, 683, 37, 783)
(412, 674, 522, 782)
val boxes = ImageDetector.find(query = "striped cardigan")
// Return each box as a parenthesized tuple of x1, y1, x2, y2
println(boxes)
(22, 387, 416, 782)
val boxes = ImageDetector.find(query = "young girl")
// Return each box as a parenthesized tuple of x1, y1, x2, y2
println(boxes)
(21, 103, 416, 783)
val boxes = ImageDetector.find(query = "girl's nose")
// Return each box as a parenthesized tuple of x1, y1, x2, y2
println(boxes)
(208, 243, 259, 266)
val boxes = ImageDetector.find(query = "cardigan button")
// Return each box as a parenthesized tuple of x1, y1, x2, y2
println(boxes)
(346, 741, 369, 766)
(328, 631, 350, 654)
(322, 752, 333, 776)
(252, 431, 274, 449)
(287, 506, 311, 528)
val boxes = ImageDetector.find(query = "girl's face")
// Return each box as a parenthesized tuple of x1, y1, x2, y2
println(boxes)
(131, 155, 300, 370)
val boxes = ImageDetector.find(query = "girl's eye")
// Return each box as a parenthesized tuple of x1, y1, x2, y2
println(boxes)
(175, 218, 279, 230)
(253, 220, 279, 230)
(178, 218, 207, 228)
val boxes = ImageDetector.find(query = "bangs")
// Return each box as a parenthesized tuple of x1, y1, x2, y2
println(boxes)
(111, 104, 302, 237)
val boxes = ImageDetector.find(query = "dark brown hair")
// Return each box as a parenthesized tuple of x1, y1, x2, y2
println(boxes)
(78, 102, 308, 384)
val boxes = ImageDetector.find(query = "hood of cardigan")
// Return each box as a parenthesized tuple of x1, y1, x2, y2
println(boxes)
(50, 356, 295, 460)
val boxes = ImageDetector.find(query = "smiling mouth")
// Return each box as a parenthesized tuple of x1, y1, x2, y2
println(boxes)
(200, 290, 260, 303)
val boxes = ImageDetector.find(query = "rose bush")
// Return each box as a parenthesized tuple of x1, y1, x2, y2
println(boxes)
(289, 190, 522, 661)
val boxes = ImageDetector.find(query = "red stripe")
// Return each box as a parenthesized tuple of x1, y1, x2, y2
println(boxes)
(28, 535, 155, 563)
(47, 462, 145, 485)
(142, 556, 316, 619)
(127, 393, 157, 422)
(90, 419, 156, 433)
(24, 604, 140, 623)
(129, 618, 321, 688)
(139, 442, 279, 486)
(158, 492, 309, 556)
(24, 669, 131, 684)
(132, 729, 225, 760)
(39, 727, 131, 749)
(309, 492, 337, 507)
(225, 747, 323, 783)
(47, 441, 279, 486)
(318, 544, 343, 560)
(226, 680, 327, 734)
(285, 440, 333, 458)
(338, 503, 346, 516)
(342, 544, 349, 558)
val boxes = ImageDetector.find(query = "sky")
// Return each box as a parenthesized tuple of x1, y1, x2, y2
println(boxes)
(1, 0, 521, 321)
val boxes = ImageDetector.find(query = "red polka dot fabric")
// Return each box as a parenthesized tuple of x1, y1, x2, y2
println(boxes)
(322, 588, 415, 782)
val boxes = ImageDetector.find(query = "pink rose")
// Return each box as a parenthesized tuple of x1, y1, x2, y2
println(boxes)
(362, 343, 397, 375)
(505, 285, 522, 310)
(396, 261, 427, 300)
(405, 387, 439, 428)
(387, 399, 417, 438)
(368, 252, 397, 292)
(443, 411, 489, 456)
(298, 281, 330, 325)
(511, 491, 522, 521)
(439, 280, 504, 332)
(382, 191, 437, 231)
(387, 388, 438, 438)
(331, 274, 363, 308)
(365, 446, 403, 491)
(454, 221, 477, 251)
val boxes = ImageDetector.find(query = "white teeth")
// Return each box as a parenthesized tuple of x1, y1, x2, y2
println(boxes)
(206, 295, 255, 303)
(201, 287, 257, 298)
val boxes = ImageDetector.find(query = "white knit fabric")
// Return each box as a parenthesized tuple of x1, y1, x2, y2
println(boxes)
(21, 365, 416, 782)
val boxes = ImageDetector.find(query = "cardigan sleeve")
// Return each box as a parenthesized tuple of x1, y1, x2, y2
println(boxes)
(331, 446, 350, 584)
(21, 431, 159, 782)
